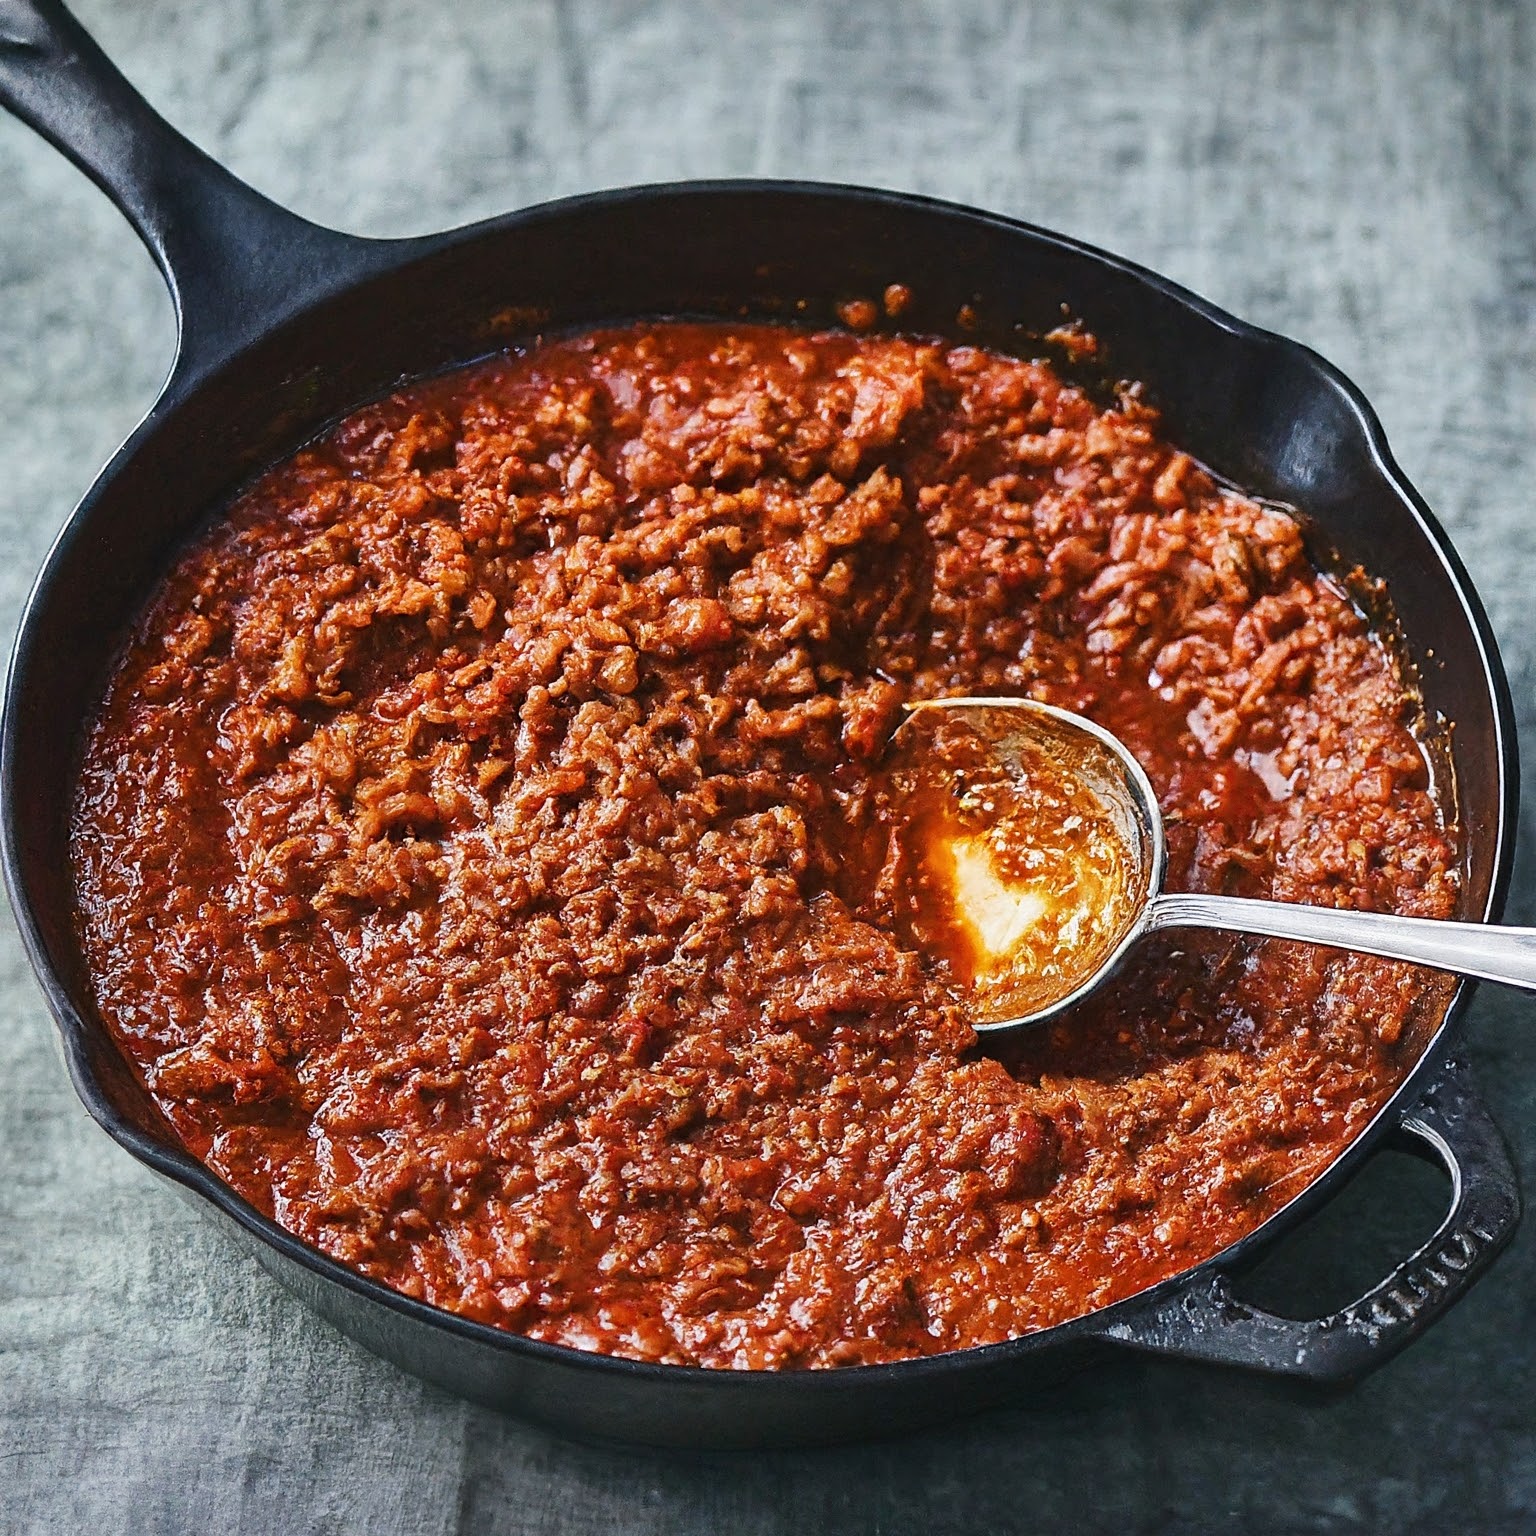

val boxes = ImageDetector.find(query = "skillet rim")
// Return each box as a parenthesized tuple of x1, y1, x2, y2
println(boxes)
(0, 176, 1520, 1396)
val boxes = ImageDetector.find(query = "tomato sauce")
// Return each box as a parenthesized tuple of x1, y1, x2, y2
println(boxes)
(71, 323, 1458, 1368)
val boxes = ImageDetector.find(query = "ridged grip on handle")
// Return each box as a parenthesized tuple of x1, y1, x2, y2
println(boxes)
(1145, 891, 1536, 992)
(0, 0, 391, 382)
(1097, 1057, 1519, 1382)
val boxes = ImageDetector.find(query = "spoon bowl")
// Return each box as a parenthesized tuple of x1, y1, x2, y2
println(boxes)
(892, 697, 1166, 1030)
(898, 696, 1536, 1034)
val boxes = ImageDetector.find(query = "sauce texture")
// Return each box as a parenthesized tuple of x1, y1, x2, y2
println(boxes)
(72, 323, 1458, 1368)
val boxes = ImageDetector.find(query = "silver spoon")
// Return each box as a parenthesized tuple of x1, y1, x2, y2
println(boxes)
(892, 696, 1536, 1035)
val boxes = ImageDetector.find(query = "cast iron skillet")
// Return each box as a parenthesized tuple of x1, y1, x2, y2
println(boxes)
(0, 0, 1523, 1448)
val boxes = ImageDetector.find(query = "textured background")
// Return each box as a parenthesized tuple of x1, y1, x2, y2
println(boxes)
(3, 1, 1536, 1531)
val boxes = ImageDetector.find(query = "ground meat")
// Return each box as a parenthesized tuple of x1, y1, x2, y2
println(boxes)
(71, 323, 1458, 1369)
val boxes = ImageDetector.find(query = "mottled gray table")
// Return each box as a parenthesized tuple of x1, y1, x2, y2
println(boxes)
(3, 2, 1535, 1531)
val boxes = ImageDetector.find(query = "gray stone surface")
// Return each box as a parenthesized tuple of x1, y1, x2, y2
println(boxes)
(3, 0, 1536, 1530)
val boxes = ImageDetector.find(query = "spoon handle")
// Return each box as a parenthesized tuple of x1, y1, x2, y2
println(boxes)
(1144, 892, 1536, 991)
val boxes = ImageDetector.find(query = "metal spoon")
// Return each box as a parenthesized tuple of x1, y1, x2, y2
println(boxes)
(893, 696, 1536, 1035)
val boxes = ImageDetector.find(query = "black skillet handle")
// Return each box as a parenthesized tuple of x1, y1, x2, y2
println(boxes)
(1097, 1056, 1519, 1382)
(0, 0, 396, 385)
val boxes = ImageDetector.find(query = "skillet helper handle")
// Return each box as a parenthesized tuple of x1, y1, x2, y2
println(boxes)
(0, 0, 383, 379)
(1100, 1057, 1519, 1382)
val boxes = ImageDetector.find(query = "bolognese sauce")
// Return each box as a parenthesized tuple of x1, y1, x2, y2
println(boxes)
(72, 323, 1457, 1368)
